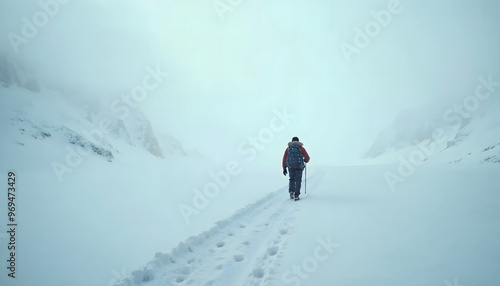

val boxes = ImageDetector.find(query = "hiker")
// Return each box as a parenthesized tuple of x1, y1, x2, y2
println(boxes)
(282, 137, 310, 200)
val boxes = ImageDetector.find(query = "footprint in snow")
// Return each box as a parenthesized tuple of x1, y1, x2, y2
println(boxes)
(233, 255, 245, 262)
(252, 268, 264, 278)
(279, 228, 288, 235)
(267, 246, 278, 256)
(216, 242, 225, 248)
(239, 224, 246, 228)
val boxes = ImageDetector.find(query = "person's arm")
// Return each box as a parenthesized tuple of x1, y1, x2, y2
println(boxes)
(282, 149, 288, 169)
(301, 147, 310, 163)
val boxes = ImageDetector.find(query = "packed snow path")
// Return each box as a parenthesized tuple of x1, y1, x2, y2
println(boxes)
(114, 173, 323, 286)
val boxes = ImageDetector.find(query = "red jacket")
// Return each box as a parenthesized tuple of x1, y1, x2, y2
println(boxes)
(282, 142, 310, 169)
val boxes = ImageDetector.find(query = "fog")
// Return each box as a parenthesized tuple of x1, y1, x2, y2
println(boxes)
(1, 0, 500, 164)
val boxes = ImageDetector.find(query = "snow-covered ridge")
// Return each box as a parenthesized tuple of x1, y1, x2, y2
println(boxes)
(440, 114, 500, 165)
(364, 106, 464, 160)
(11, 116, 114, 162)
(1, 56, 187, 164)
(364, 92, 500, 165)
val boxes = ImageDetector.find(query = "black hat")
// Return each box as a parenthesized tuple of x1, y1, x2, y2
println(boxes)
(292, 137, 299, 142)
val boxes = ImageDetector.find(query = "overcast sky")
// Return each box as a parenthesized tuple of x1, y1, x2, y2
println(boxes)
(1, 0, 499, 165)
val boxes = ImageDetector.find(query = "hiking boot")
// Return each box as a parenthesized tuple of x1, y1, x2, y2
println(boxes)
(289, 192, 294, 199)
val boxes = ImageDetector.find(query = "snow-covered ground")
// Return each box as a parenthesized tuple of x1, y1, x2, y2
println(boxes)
(1, 82, 499, 286)
(1, 68, 500, 286)
(108, 163, 500, 286)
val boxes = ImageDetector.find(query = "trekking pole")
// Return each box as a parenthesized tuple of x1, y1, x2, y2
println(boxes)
(305, 164, 307, 194)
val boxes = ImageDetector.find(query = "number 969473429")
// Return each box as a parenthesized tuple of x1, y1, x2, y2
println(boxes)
(7, 172, 16, 223)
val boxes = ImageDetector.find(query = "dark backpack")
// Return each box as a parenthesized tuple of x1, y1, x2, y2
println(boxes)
(286, 144, 304, 169)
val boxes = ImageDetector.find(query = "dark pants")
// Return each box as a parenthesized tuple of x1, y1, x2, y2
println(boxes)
(288, 168, 303, 197)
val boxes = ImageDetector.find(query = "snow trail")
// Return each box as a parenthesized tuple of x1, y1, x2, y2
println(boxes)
(114, 173, 322, 286)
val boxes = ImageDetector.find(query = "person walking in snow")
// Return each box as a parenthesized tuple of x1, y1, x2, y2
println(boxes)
(283, 137, 310, 201)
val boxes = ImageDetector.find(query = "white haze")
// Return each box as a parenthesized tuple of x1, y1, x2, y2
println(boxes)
(1, 0, 500, 164)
